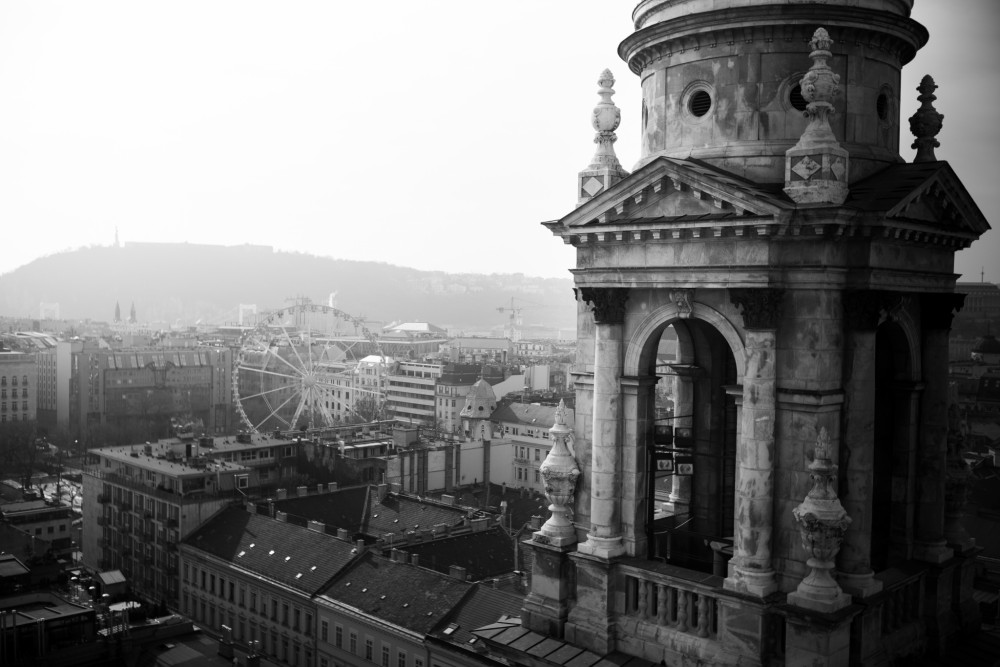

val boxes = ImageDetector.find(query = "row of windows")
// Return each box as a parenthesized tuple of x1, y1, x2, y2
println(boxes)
(0, 388, 28, 398)
(183, 593, 312, 666)
(0, 376, 28, 386)
(184, 563, 312, 635)
(515, 466, 541, 483)
(0, 402, 29, 412)
(320, 618, 423, 667)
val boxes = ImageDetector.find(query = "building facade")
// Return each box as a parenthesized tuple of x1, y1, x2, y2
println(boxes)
(0, 350, 37, 425)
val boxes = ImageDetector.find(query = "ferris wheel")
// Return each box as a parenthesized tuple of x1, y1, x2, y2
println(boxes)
(233, 304, 388, 433)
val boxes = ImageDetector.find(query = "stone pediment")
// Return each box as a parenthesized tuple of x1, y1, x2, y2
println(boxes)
(848, 162, 991, 241)
(560, 157, 790, 228)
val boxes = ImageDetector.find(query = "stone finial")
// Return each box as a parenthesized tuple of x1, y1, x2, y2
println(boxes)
(909, 75, 944, 163)
(578, 69, 629, 204)
(534, 400, 580, 547)
(788, 427, 852, 612)
(784, 28, 849, 205)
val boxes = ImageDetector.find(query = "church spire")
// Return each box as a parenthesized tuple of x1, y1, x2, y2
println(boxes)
(784, 28, 849, 205)
(114, 301, 121, 323)
(129, 301, 136, 324)
(578, 69, 629, 204)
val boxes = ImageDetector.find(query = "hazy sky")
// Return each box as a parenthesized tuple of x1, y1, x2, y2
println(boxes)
(0, 1, 997, 281)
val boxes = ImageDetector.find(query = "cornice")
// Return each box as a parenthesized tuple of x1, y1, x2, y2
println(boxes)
(619, 6, 928, 75)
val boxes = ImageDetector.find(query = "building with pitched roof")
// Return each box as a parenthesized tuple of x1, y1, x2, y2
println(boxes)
(180, 505, 361, 667)
(425, 586, 525, 667)
(315, 552, 471, 667)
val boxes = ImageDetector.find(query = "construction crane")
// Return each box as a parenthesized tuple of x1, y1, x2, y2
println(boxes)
(497, 297, 547, 342)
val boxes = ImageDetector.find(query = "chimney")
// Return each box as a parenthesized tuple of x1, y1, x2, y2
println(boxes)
(441, 494, 455, 506)
(307, 520, 324, 533)
(275, 511, 287, 523)
(329, 482, 339, 491)
(529, 515, 543, 530)
(377, 483, 388, 501)
(449, 565, 468, 581)
(470, 517, 488, 532)
(296, 485, 308, 497)
(246, 502, 256, 515)
(355, 539, 366, 554)
(276, 488, 288, 500)
(411, 553, 420, 567)
(336, 528, 350, 540)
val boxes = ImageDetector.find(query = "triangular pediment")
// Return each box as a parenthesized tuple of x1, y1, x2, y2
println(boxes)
(849, 162, 990, 238)
(560, 157, 790, 228)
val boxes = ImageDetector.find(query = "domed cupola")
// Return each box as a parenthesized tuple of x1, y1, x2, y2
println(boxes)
(619, 0, 928, 183)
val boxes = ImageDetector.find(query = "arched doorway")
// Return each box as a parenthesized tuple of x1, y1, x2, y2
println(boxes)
(643, 317, 739, 573)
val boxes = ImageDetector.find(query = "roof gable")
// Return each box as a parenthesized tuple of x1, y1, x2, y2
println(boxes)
(559, 157, 789, 229)
(848, 161, 990, 239)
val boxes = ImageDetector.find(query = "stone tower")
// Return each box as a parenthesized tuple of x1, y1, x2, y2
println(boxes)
(487, 2, 992, 666)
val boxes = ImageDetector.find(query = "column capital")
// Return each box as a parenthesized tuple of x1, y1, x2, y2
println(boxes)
(730, 288, 785, 330)
(921, 293, 965, 331)
(576, 287, 629, 325)
(843, 290, 903, 331)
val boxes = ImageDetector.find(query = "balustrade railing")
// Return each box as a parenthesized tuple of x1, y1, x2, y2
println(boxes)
(878, 569, 923, 635)
(621, 562, 722, 639)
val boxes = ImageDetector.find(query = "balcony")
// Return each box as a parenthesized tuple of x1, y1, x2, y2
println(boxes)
(851, 564, 927, 664)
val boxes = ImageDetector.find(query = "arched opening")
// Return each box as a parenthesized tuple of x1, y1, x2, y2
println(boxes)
(644, 318, 739, 573)
(872, 321, 912, 571)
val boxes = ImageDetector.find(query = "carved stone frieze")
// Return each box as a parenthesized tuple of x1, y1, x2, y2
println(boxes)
(921, 293, 965, 331)
(730, 288, 785, 330)
(576, 287, 629, 325)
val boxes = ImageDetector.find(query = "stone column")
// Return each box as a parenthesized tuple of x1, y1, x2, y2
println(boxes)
(725, 288, 782, 598)
(836, 291, 888, 597)
(912, 293, 963, 565)
(576, 287, 628, 560)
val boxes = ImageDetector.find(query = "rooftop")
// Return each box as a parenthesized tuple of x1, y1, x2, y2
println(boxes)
(364, 489, 469, 539)
(319, 552, 471, 634)
(402, 526, 515, 580)
(183, 506, 359, 594)
(491, 402, 575, 430)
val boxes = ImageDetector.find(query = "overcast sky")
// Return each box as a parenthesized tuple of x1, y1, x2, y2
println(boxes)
(0, 1, 997, 282)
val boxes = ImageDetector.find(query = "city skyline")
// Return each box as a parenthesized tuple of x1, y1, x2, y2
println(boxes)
(0, 1, 997, 281)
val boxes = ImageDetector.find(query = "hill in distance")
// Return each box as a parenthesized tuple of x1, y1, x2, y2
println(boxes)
(0, 243, 578, 333)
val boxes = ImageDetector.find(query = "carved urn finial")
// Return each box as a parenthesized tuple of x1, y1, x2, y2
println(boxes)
(533, 400, 581, 547)
(578, 70, 629, 204)
(784, 27, 849, 205)
(788, 428, 853, 612)
(909, 75, 944, 163)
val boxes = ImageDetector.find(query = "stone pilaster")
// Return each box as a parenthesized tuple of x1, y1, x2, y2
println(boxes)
(783, 605, 859, 667)
(837, 291, 890, 597)
(913, 293, 963, 565)
(726, 288, 783, 597)
(576, 287, 627, 560)
(564, 552, 617, 655)
(665, 370, 695, 514)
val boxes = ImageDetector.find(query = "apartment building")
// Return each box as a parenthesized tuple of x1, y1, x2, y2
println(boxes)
(385, 361, 443, 426)
(180, 505, 360, 667)
(82, 430, 300, 606)
(490, 403, 574, 493)
(0, 350, 37, 424)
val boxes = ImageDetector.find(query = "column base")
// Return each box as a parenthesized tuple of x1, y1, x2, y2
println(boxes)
(913, 539, 953, 565)
(576, 534, 626, 560)
(787, 590, 851, 614)
(724, 566, 778, 598)
(783, 603, 858, 667)
(837, 570, 883, 598)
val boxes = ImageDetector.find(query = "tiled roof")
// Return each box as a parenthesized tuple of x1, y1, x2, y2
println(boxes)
(320, 553, 471, 634)
(429, 584, 524, 649)
(269, 485, 370, 534)
(401, 526, 515, 580)
(363, 490, 468, 538)
(183, 506, 358, 594)
(473, 617, 659, 667)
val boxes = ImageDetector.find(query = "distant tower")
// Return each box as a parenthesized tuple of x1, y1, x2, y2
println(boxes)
(129, 302, 136, 324)
(114, 301, 121, 323)
(114, 226, 120, 248)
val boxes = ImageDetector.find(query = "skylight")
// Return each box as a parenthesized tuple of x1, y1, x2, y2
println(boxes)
(268, 550, 275, 556)
(238, 551, 245, 558)
(285, 556, 291, 562)
(443, 623, 459, 635)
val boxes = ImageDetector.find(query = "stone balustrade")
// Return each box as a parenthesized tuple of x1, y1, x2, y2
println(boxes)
(620, 563, 721, 639)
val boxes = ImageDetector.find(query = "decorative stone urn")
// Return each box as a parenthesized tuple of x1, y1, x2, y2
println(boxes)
(944, 403, 976, 552)
(789, 428, 852, 612)
(534, 400, 580, 547)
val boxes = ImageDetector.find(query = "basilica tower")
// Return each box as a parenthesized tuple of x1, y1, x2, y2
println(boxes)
(498, 2, 994, 666)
